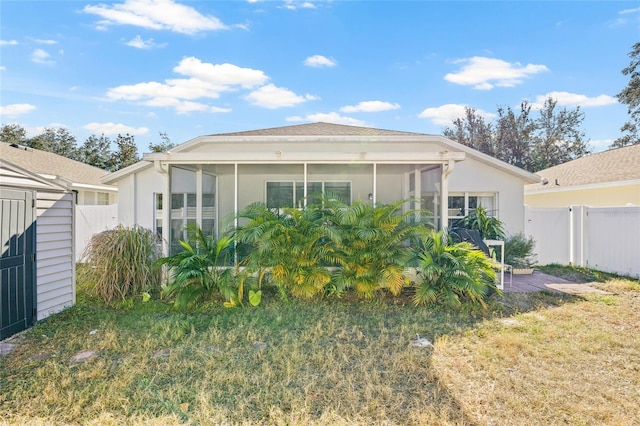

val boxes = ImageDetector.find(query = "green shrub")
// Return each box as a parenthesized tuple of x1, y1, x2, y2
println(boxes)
(455, 206, 505, 240)
(80, 225, 162, 304)
(412, 230, 500, 307)
(323, 198, 432, 298)
(504, 233, 537, 268)
(235, 202, 333, 299)
(157, 223, 237, 308)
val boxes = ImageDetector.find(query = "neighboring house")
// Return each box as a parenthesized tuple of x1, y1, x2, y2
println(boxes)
(102, 122, 540, 256)
(1, 142, 119, 260)
(1, 160, 75, 339)
(525, 144, 640, 207)
(1, 142, 117, 205)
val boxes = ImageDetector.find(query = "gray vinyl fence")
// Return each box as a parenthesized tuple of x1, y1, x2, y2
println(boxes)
(75, 204, 118, 262)
(524, 206, 640, 278)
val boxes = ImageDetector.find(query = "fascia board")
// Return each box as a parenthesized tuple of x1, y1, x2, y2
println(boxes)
(525, 178, 640, 195)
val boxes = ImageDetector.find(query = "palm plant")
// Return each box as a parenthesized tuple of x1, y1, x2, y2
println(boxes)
(157, 223, 236, 307)
(456, 205, 505, 240)
(412, 230, 499, 307)
(235, 202, 333, 299)
(323, 199, 432, 298)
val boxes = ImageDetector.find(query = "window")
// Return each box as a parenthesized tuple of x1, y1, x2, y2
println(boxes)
(266, 181, 351, 210)
(448, 192, 497, 228)
(155, 191, 216, 255)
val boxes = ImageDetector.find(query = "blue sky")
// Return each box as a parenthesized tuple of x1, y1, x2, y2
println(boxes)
(1, 0, 638, 154)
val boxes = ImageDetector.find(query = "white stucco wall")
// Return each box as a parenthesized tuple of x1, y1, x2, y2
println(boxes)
(448, 156, 527, 235)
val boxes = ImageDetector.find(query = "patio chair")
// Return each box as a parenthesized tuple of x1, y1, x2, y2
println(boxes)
(450, 227, 512, 288)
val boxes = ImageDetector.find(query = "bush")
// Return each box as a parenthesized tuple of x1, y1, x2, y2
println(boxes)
(80, 225, 162, 304)
(157, 224, 238, 308)
(412, 230, 500, 307)
(504, 233, 537, 268)
(455, 206, 505, 240)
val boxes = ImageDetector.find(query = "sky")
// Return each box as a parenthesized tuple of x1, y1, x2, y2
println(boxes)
(1, 0, 639, 155)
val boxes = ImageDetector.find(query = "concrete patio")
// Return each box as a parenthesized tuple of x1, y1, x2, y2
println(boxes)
(504, 270, 611, 294)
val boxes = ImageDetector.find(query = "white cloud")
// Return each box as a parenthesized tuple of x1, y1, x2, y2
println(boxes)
(286, 112, 367, 126)
(0, 40, 18, 46)
(173, 57, 268, 88)
(31, 48, 53, 64)
(0, 66, 5, 71)
(245, 84, 315, 109)
(418, 103, 495, 126)
(304, 55, 337, 68)
(619, 7, 640, 14)
(106, 57, 268, 113)
(0, 103, 37, 117)
(125, 35, 166, 49)
(83, 0, 228, 34)
(340, 100, 401, 113)
(444, 56, 549, 90)
(32, 38, 58, 45)
(281, 0, 316, 10)
(84, 122, 149, 136)
(531, 91, 618, 109)
(590, 139, 614, 151)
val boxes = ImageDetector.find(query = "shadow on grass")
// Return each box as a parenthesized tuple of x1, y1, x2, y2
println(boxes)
(0, 284, 584, 425)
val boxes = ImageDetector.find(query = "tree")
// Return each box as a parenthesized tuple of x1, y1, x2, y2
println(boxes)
(444, 97, 589, 172)
(494, 102, 535, 169)
(148, 131, 175, 153)
(28, 127, 79, 160)
(0, 124, 28, 145)
(78, 134, 113, 170)
(613, 42, 640, 148)
(530, 97, 589, 171)
(443, 107, 495, 157)
(111, 133, 139, 171)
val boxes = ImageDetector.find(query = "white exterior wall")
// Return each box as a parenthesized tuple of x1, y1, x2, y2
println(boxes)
(35, 191, 75, 321)
(449, 156, 526, 235)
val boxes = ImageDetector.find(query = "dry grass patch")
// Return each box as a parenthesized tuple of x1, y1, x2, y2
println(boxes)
(432, 278, 640, 425)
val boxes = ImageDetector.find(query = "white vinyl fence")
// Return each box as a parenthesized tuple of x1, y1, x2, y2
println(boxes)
(525, 206, 640, 278)
(75, 204, 118, 262)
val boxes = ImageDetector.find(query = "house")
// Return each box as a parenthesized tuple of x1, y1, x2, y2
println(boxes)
(1, 159, 75, 339)
(1, 142, 119, 260)
(1, 142, 117, 205)
(525, 144, 640, 207)
(102, 122, 540, 256)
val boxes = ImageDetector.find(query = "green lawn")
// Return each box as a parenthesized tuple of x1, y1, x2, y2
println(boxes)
(1, 271, 638, 425)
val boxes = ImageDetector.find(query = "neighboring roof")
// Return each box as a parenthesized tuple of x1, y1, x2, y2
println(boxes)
(103, 122, 540, 185)
(0, 142, 116, 192)
(526, 144, 640, 192)
(0, 159, 68, 191)
(212, 122, 424, 137)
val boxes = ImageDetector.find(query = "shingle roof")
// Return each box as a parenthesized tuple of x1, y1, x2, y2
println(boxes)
(526, 144, 640, 191)
(0, 142, 112, 188)
(210, 122, 426, 137)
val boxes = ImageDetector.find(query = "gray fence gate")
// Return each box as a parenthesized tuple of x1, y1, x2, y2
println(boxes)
(1, 188, 36, 340)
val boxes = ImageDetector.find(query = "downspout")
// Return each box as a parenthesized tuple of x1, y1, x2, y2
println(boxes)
(155, 161, 170, 257)
(440, 160, 455, 231)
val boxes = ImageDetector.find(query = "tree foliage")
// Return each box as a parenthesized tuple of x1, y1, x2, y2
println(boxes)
(613, 42, 640, 148)
(78, 134, 113, 171)
(111, 133, 140, 170)
(443, 97, 590, 172)
(148, 131, 175, 153)
(0, 123, 143, 171)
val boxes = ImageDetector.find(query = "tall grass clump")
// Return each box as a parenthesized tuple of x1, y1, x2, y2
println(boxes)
(80, 225, 162, 304)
